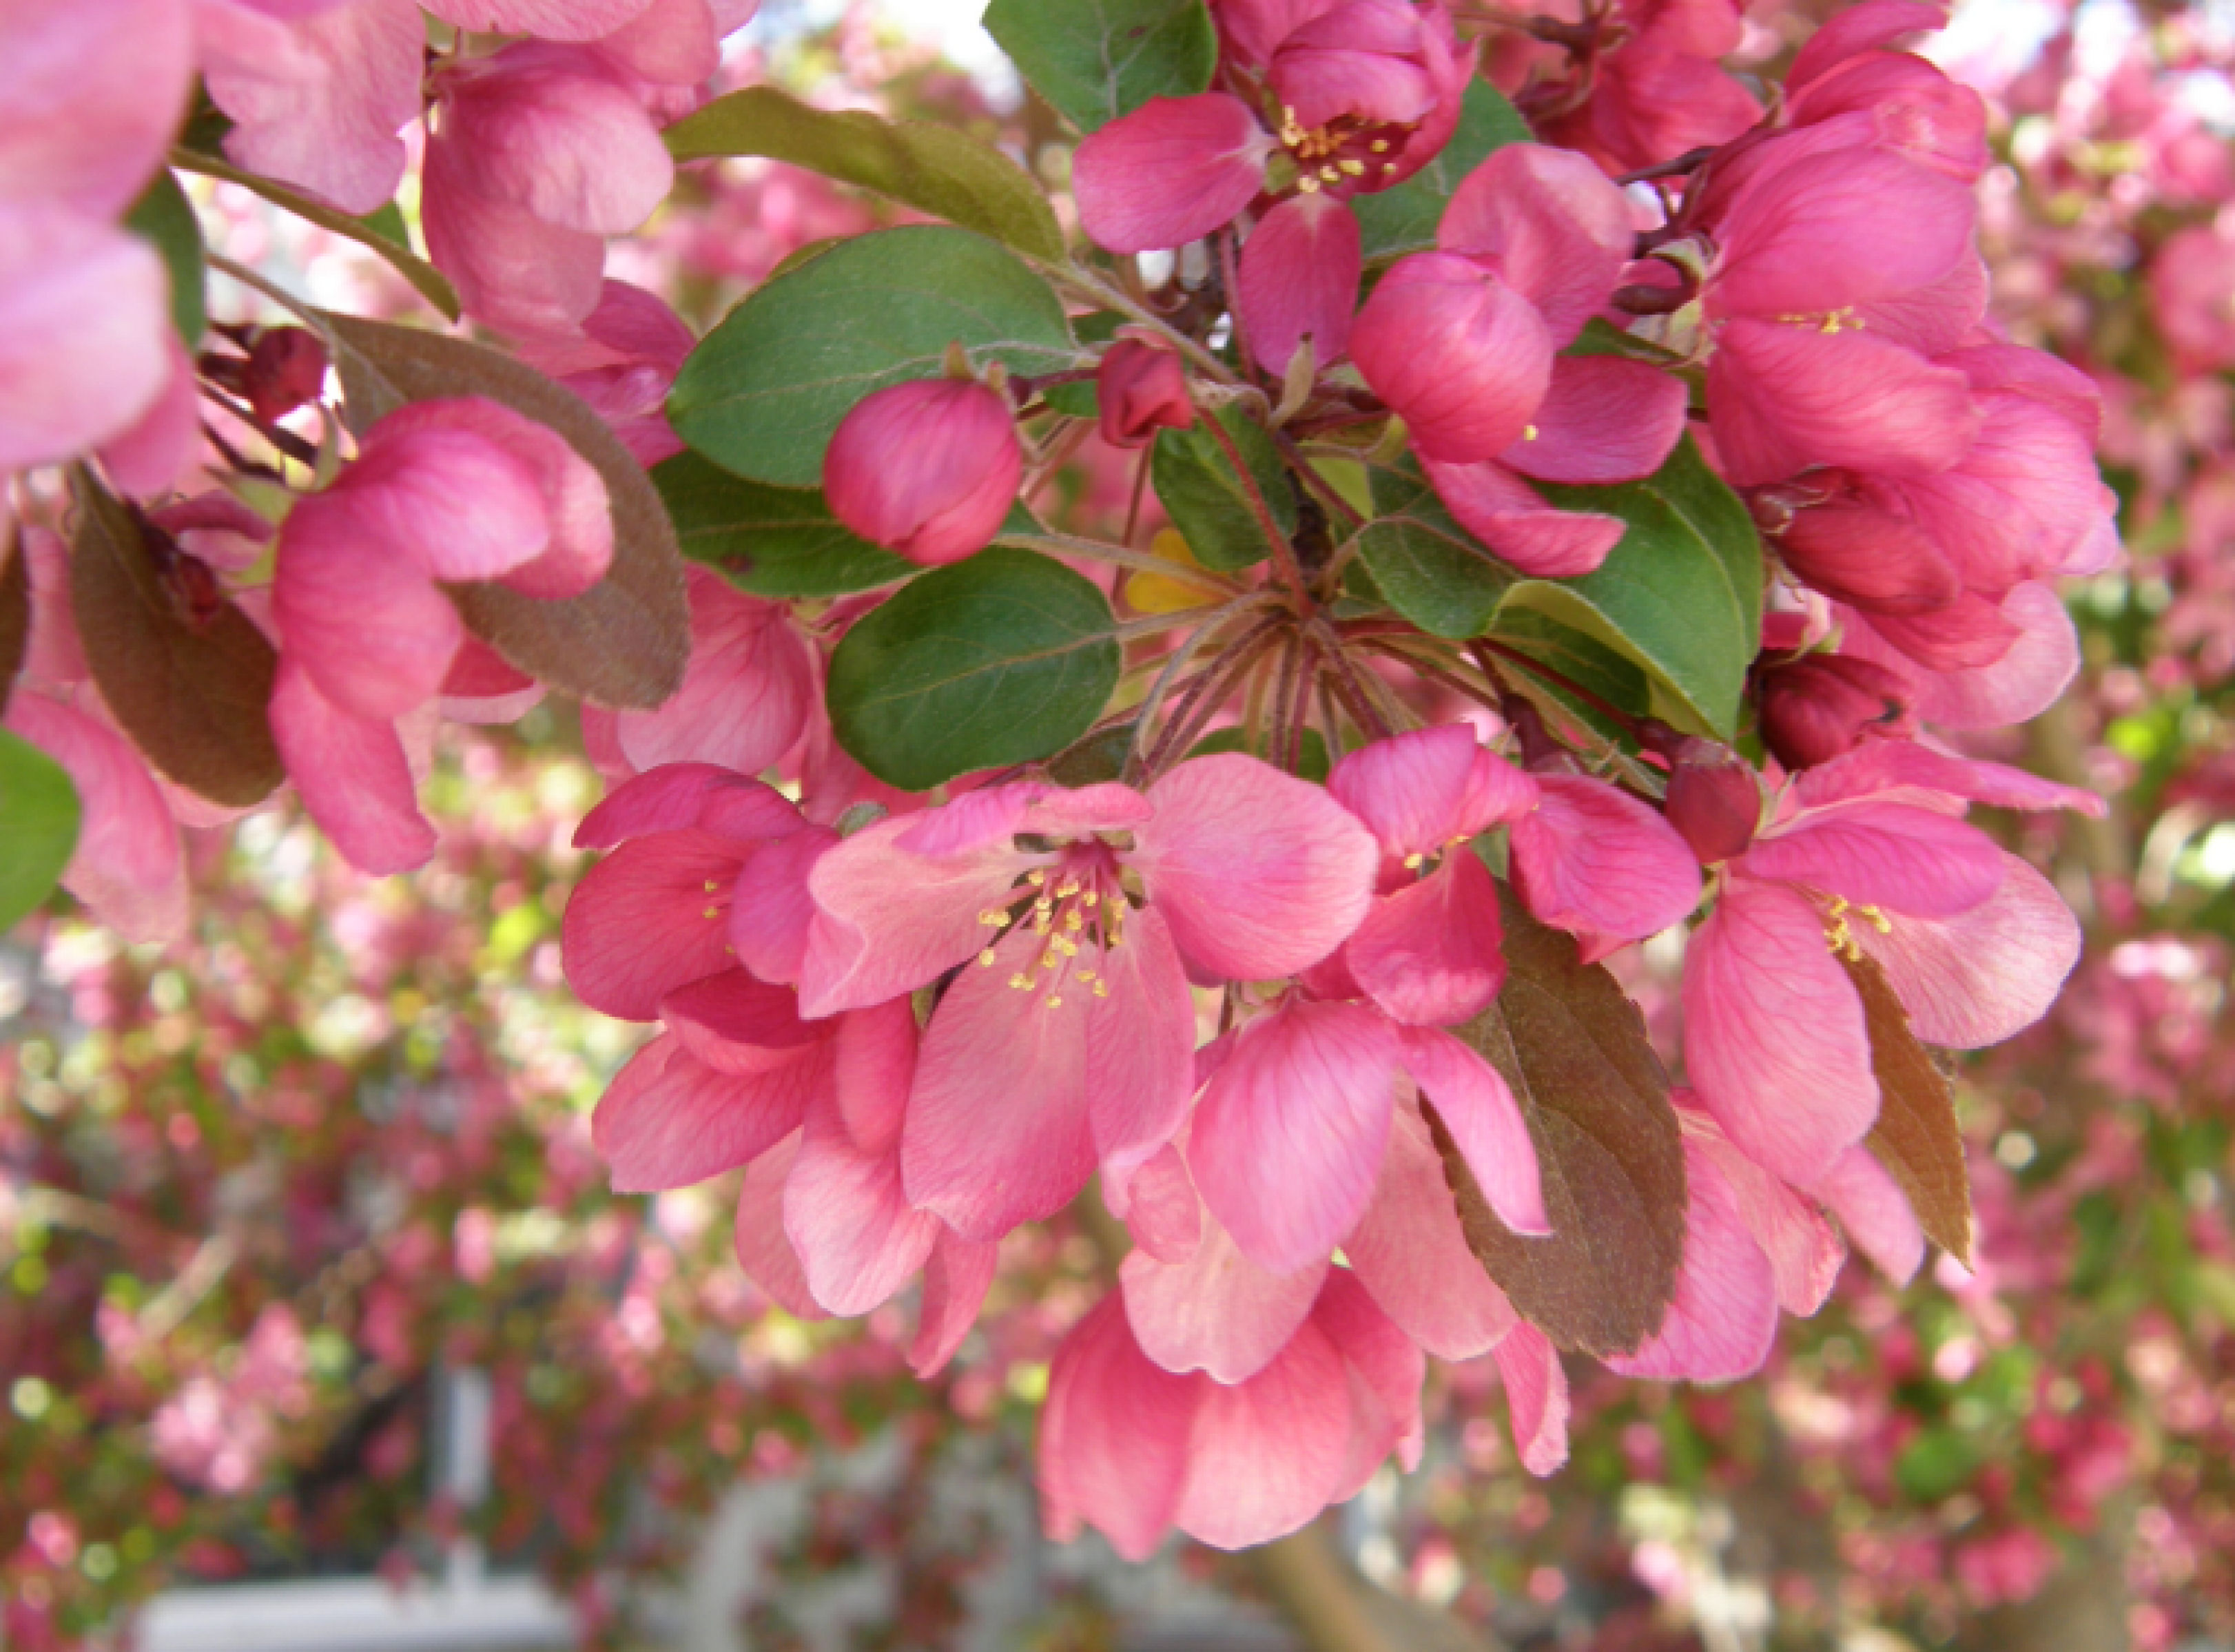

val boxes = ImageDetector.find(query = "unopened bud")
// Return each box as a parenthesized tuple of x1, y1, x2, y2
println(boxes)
(823, 378, 1023, 568)
(1663, 742, 1760, 865)
(1097, 339, 1193, 448)
(1760, 654, 1915, 771)
(243, 328, 329, 424)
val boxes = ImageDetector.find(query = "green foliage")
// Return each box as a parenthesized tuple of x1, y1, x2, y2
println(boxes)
(1152, 407, 1297, 572)
(669, 227, 1075, 487)
(827, 548, 1121, 790)
(664, 87, 1065, 260)
(983, 0, 1218, 132)
(1352, 81, 1530, 260)
(654, 453, 916, 598)
(123, 172, 206, 346)
(0, 730, 80, 931)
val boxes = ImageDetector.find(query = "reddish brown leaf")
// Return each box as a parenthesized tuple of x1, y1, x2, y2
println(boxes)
(322, 312, 689, 710)
(1430, 882, 1687, 1356)
(1844, 949, 1974, 1265)
(68, 468, 283, 807)
(0, 520, 28, 714)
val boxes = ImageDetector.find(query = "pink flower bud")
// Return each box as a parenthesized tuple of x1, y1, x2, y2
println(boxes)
(1759, 653, 1915, 771)
(1097, 340, 1194, 448)
(1662, 744, 1761, 864)
(823, 378, 1023, 567)
(243, 328, 329, 425)
(1350, 252, 1554, 464)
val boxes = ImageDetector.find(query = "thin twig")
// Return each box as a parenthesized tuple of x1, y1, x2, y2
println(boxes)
(991, 530, 1248, 595)
(1199, 411, 1312, 608)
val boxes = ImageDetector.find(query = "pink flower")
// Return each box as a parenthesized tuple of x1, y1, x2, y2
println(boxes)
(0, 0, 192, 475)
(424, 42, 677, 333)
(1758, 649, 1917, 770)
(796, 754, 1379, 1240)
(822, 378, 1024, 567)
(269, 396, 612, 871)
(1352, 146, 1687, 564)
(513, 280, 695, 468)
(1533, 0, 1761, 174)
(1681, 742, 2090, 1184)
(1095, 339, 1195, 449)
(1072, 0, 1470, 371)
(2152, 223, 2235, 372)
(1038, 1274, 1423, 1558)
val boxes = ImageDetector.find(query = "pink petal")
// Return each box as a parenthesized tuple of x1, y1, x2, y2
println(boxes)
(420, 0, 659, 38)
(1711, 148, 1975, 318)
(1743, 800, 2007, 918)
(1682, 876, 1877, 1186)
(1085, 906, 1199, 1175)
(593, 1031, 818, 1190)
(1313, 1270, 1428, 1494)
(797, 812, 1031, 1018)
(267, 657, 436, 876)
(1345, 1097, 1519, 1359)
(660, 969, 824, 1075)
(1421, 456, 1625, 577)
(1900, 582, 2079, 730)
(1492, 1322, 1569, 1476)
(730, 824, 838, 986)
(909, 1231, 999, 1376)
(1071, 94, 1273, 254)
(1394, 1024, 1547, 1235)
(574, 762, 803, 847)
(901, 923, 1094, 1240)
(1604, 1135, 1779, 1381)
(1682, 1103, 1845, 1315)
(1172, 1314, 1355, 1551)
(1115, 1144, 1204, 1263)
(200, 0, 424, 216)
(0, 210, 173, 476)
(1351, 254, 1555, 464)
(1853, 851, 2078, 1048)
(436, 46, 672, 234)
(98, 335, 201, 501)
(1787, 0, 1946, 88)
(1345, 849, 1507, 1026)
(1793, 741, 2104, 818)
(1511, 773, 1704, 944)
(784, 1093, 942, 1316)
(831, 995, 917, 1157)
(422, 136, 609, 333)
(1133, 752, 1379, 980)
(615, 570, 812, 775)
(1, 0, 192, 218)
(587, 0, 722, 85)
(560, 829, 753, 1019)
(1438, 142, 1636, 345)
(731, 1133, 825, 1320)
(1236, 192, 1362, 373)
(1809, 1144, 1926, 1283)
(1038, 1294, 1197, 1562)
(272, 492, 466, 723)
(1122, 1207, 1328, 1383)
(1705, 318, 1979, 488)
(1326, 724, 1537, 858)
(1191, 1000, 1399, 1273)
(1499, 355, 1689, 485)
(4, 692, 185, 944)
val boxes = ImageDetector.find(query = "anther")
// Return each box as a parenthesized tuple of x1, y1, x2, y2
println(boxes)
(1370, 138, 1390, 152)
(1339, 158, 1366, 176)
(1403, 852, 1425, 869)
(1298, 175, 1322, 194)
(1082, 891, 1100, 907)
(979, 949, 996, 967)
(1027, 869, 1046, 887)
(1522, 424, 1539, 441)
(702, 907, 719, 920)
(703, 880, 720, 894)
(1045, 996, 1062, 1009)
(1093, 982, 1109, 998)
(1319, 165, 1342, 183)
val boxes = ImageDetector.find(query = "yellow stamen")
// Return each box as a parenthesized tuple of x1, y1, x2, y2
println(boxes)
(1298, 175, 1322, 194)
(979, 949, 997, 967)
(1045, 996, 1063, 1010)
(1403, 852, 1425, 869)
(1027, 869, 1045, 887)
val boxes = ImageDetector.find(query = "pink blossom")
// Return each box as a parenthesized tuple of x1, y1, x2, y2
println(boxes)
(1758, 650, 1917, 771)
(796, 755, 1377, 1240)
(514, 280, 695, 467)
(1681, 743, 2088, 1184)
(1532, 0, 1760, 174)
(1096, 339, 1196, 448)
(270, 397, 612, 871)
(823, 378, 1023, 566)
(1038, 1274, 1423, 1558)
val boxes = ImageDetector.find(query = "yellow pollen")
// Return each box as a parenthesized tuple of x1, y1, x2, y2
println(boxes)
(1064, 909, 1084, 931)
(1009, 973, 1031, 989)
(1040, 950, 1061, 971)
(1058, 881, 1080, 898)
(1859, 903, 1893, 934)
(1027, 869, 1045, 887)
(1381, 161, 1398, 173)
(1034, 913, 1051, 934)
(1045, 996, 1063, 1009)
(702, 906, 719, 920)
(1093, 981, 1110, 998)
(703, 880, 720, 894)
(1298, 174, 1322, 194)
(1075, 969, 1096, 982)
(1035, 895, 1053, 912)
(1319, 164, 1342, 183)
(1403, 852, 1425, 869)
(1339, 158, 1366, 176)
(1522, 424, 1539, 441)
(979, 949, 997, 967)
(980, 910, 1005, 925)
(1370, 138, 1390, 153)
(1082, 890, 1100, 907)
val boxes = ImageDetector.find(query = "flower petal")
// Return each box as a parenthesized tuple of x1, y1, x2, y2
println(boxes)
(1122, 1206, 1328, 1383)
(1345, 1097, 1520, 1360)
(1394, 1024, 1547, 1236)
(1853, 851, 2078, 1048)
(267, 658, 436, 877)
(1327, 724, 1537, 857)
(1743, 799, 2006, 917)
(1604, 1135, 1779, 1381)
(1172, 1314, 1355, 1551)
(1071, 94, 1272, 254)
(1510, 772, 1702, 942)
(1493, 1321, 1569, 1476)
(909, 1231, 1000, 1376)
(1499, 355, 1689, 485)
(593, 1032, 820, 1191)
(1085, 906, 1199, 1175)
(1038, 1294, 1197, 1562)
(1345, 850, 1508, 1026)
(1237, 192, 1362, 373)
(561, 829, 753, 1020)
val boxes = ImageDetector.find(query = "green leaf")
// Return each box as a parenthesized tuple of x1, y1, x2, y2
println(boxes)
(1355, 457, 1514, 637)
(1487, 607, 1652, 750)
(985, 0, 1217, 132)
(1514, 436, 1764, 739)
(0, 730, 80, 933)
(124, 172, 206, 346)
(1431, 885, 1687, 1356)
(665, 87, 1065, 261)
(1152, 407, 1297, 572)
(654, 453, 916, 599)
(669, 226, 1075, 488)
(168, 146, 459, 321)
(68, 468, 284, 807)
(1352, 81, 1530, 261)
(1188, 724, 1329, 784)
(322, 313, 691, 710)
(827, 548, 1120, 790)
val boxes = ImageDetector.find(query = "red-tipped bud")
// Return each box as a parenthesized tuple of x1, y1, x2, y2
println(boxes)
(244, 328, 329, 424)
(1663, 741, 1761, 865)
(823, 378, 1023, 568)
(1760, 654, 1916, 771)
(1097, 339, 1193, 448)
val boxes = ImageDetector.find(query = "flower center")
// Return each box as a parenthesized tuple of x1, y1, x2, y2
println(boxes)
(1277, 106, 1407, 195)
(1823, 894, 1893, 960)
(973, 851, 1133, 1009)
